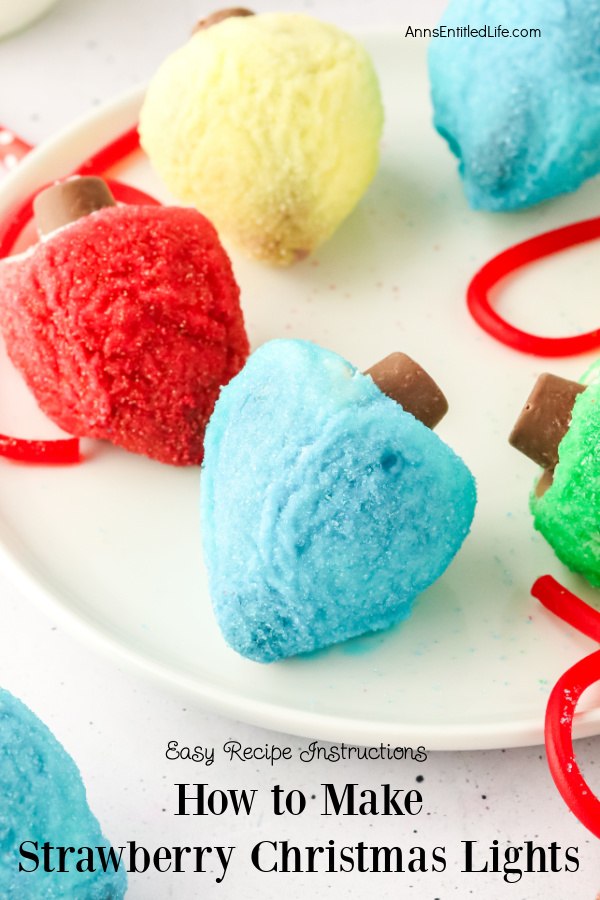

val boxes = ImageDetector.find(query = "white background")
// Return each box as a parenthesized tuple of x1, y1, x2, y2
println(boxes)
(0, 1, 599, 897)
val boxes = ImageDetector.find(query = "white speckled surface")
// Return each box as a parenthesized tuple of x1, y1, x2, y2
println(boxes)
(0, 1, 599, 897)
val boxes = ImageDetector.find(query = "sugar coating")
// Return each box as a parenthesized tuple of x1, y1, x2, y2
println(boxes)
(139, 13, 383, 266)
(428, 0, 600, 210)
(582, 357, 600, 387)
(0, 688, 126, 898)
(201, 340, 477, 662)
(531, 384, 600, 585)
(0, 205, 248, 465)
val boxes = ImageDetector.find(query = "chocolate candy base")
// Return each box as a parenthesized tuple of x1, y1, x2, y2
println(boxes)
(531, 384, 600, 586)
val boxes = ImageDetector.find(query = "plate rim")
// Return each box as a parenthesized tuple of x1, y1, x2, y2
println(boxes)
(2, 84, 599, 752)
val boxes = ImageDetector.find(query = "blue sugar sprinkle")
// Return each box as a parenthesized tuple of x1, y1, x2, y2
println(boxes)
(201, 340, 477, 663)
(0, 689, 126, 899)
(429, 0, 600, 210)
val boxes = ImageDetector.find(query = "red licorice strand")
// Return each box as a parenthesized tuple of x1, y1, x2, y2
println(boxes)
(0, 179, 160, 261)
(531, 575, 600, 643)
(0, 124, 150, 259)
(544, 650, 600, 840)
(467, 216, 600, 357)
(531, 576, 600, 839)
(75, 124, 141, 177)
(0, 434, 80, 464)
(0, 124, 152, 464)
(0, 187, 36, 258)
(105, 179, 160, 208)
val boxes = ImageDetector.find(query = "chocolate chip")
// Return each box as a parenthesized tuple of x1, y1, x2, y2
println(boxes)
(509, 373, 585, 470)
(33, 176, 115, 236)
(365, 352, 448, 429)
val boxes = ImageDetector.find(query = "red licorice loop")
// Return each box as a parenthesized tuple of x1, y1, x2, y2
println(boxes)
(75, 125, 140, 177)
(0, 124, 153, 464)
(545, 651, 600, 840)
(0, 179, 159, 260)
(532, 575, 600, 643)
(531, 575, 600, 839)
(467, 217, 600, 357)
(0, 434, 80, 464)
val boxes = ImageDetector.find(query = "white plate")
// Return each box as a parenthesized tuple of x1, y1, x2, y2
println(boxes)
(2, 36, 600, 751)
